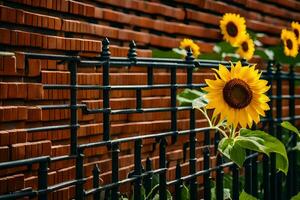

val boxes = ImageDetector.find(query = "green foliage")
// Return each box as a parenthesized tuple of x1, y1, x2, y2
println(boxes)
(152, 49, 182, 59)
(268, 45, 300, 65)
(281, 121, 300, 138)
(210, 180, 231, 200)
(291, 192, 300, 200)
(176, 89, 206, 106)
(218, 129, 288, 174)
(180, 184, 190, 200)
(239, 190, 257, 200)
(214, 41, 238, 54)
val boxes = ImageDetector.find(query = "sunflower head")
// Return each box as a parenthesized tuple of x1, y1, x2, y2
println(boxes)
(203, 61, 270, 128)
(179, 38, 200, 58)
(220, 13, 247, 45)
(281, 29, 298, 57)
(291, 21, 300, 44)
(236, 33, 255, 60)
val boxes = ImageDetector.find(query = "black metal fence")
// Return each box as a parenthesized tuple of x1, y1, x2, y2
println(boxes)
(0, 38, 299, 200)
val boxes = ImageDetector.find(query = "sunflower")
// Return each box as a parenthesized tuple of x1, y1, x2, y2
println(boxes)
(203, 62, 270, 128)
(179, 38, 200, 58)
(291, 21, 300, 44)
(236, 34, 255, 60)
(220, 13, 247, 45)
(281, 29, 298, 57)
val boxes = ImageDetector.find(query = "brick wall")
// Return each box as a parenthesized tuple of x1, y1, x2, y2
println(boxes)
(0, 0, 300, 199)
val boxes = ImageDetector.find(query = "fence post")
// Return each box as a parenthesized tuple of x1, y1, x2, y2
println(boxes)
(159, 137, 167, 200)
(93, 164, 101, 200)
(133, 139, 142, 200)
(186, 48, 197, 200)
(231, 164, 239, 200)
(38, 160, 48, 200)
(69, 58, 78, 155)
(287, 64, 297, 198)
(171, 66, 178, 144)
(76, 148, 85, 200)
(203, 130, 211, 200)
(263, 60, 274, 200)
(144, 157, 152, 196)
(111, 143, 120, 200)
(101, 37, 111, 141)
(175, 163, 183, 200)
(216, 154, 224, 200)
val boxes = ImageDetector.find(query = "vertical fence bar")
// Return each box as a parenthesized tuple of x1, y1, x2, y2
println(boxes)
(69, 59, 78, 155)
(186, 48, 197, 200)
(216, 154, 224, 200)
(175, 163, 183, 200)
(251, 155, 258, 197)
(203, 130, 211, 200)
(101, 38, 111, 141)
(287, 64, 297, 198)
(111, 143, 120, 200)
(144, 157, 152, 196)
(76, 149, 84, 200)
(276, 63, 283, 199)
(93, 164, 100, 200)
(264, 61, 273, 200)
(171, 67, 178, 143)
(133, 139, 142, 200)
(38, 160, 48, 200)
(244, 151, 252, 195)
(231, 164, 239, 200)
(159, 138, 167, 200)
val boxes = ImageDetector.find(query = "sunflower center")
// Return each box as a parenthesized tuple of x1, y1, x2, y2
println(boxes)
(226, 22, 238, 37)
(294, 29, 299, 39)
(242, 41, 249, 52)
(286, 39, 293, 50)
(223, 78, 252, 109)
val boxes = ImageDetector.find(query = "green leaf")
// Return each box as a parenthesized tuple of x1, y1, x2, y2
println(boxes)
(291, 192, 300, 200)
(281, 121, 300, 139)
(268, 45, 300, 65)
(218, 138, 246, 167)
(167, 190, 173, 200)
(239, 190, 257, 200)
(198, 52, 222, 60)
(177, 89, 205, 106)
(152, 49, 182, 59)
(210, 181, 231, 200)
(180, 184, 190, 200)
(254, 49, 271, 61)
(146, 184, 159, 200)
(293, 142, 300, 151)
(215, 41, 238, 54)
(236, 129, 289, 174)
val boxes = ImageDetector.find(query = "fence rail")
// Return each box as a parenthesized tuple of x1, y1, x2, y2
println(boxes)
(0, 38, 299, 200)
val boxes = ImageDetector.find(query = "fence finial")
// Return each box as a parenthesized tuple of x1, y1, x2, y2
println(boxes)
(185, 47, 194, 62)
(128, 40, 137, 61)
(101, 37, 111, 60)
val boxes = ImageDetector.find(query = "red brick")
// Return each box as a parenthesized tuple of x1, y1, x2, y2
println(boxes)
(16, 83, 27, 99)
(2, 55, 16, 75)
(18, 106, 28, 120)
(0, 146, 9, 162)
(27, 83, 43, 100)
(0, 82, 8, 99)
(0, 176, 8, 194)
(12, 143, 26, 160)
(27, 107, 42, 121)
(8, 129, 18, 145)
(15, 52, 25, 70)
(17, 129, 27, 143)
(28, 59, 41, 77)
(0, 131, 9, 146)
(7, 82, 18, 99)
